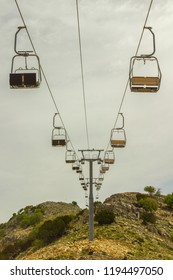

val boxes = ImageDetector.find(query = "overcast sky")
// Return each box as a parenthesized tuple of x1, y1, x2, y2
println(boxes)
(0, 0, 173, 223)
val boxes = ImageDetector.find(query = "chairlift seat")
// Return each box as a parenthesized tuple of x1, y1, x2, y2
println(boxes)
(100, 169, 106, 174)
(131, 76, 160, 92)
(104, 159, 114, 164)
(72, 166, 80, 171)
(52, 139, 66, 146)
(66, 159, 76, 163)
(79, 177, 84, 181)
(101, 166, 109, 172)
(131, 87, 158, 92)
(76, 169, 82, 173)
(132, 76, 159, 85)
(65, 150, 76, 163)
(10, 73, 38, 88)
(98, 177, 104, 181)
(111, 139, 126, 148)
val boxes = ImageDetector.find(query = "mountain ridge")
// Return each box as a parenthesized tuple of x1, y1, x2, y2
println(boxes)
(0, 192, 173, 260)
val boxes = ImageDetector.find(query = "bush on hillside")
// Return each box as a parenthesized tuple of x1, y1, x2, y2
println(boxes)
(144, 186, 156, 196)
(16, 211, 43, 228)
(136, 193, 147, 202)
(164, 193, 173, 209)
(95, 209, 115, 225)
(36, 218, 66, 244)
(138, 197, 158, 212)
(140, 212, 157, 225)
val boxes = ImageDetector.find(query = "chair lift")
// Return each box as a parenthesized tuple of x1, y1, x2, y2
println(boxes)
(72, 161, 80, 171)
(52, 127, 67, 146)
(65, 150, 76, 163)
(10, 26, 42, 88)
(104, 149, 115, 164)
(96, 181, 102, 187)
(52, 113, 67, 147)
(99, 167, 106, 174)
(79, 174, 84, 181)
(100, 163, 109, 172)
(76, 165, 82, 173)
(98, 174, 104, 181)
(111, 113, 126, 148)
(129, 27, 161, 93)
(95, 182, 101, 191)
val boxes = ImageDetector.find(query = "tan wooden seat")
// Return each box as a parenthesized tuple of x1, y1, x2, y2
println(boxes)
(104, 159, 114, 164)
(131, 87, 158, 92)
(131, 76, 160, 92)
(131, 76, 160, 86)
(101, 166, 109, 172)
(66, 159, 75, 163)
(111, 139, 126, 148)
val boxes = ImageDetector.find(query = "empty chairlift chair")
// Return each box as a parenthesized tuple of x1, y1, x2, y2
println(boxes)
(76, 165, 82, 173)
(100, 163, 109, 173)
(72, 161, 80, 171)
(65, 150, 76, 163)
(104, 150, 115, 164)
(79, 174, 84, 181)
(52, 127, 67, 147)
(129, 27, 161, 93)
(52, 113, 67, 147)
(99, 167, 106, 174)
(98, 174, 104, 182)
(10, 26, 41, 89)
(111, 113, 126, 148)
(111, 129, 126, 148)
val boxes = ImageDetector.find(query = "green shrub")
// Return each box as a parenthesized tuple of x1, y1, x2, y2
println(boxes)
(155, 188, 161, 196)
(138, 197, 158, 212)
(0, 243, 20, 260)
(95, 209, 115, 225)
(164, 193, 173, 209)
(31, 239, 44, 249)
(60, 215, 74, 226)
(0, 229, 5, 239)
(140, 212, 157, 224)
(144, 186, 156, 196)
(16, 211, 43, 228)
(36, 218, 66, 244)
(72, 201, 77, 206)
(136, 193, 147, 201)
(0, 215, 73, 260)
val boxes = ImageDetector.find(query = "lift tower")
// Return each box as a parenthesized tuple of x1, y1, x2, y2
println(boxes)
(79, 149, 103, 241)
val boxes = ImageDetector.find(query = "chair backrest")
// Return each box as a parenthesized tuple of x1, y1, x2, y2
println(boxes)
(10, 73, 37, 87)
(111, 139, 126, 147)
(131, 76, 160, 86)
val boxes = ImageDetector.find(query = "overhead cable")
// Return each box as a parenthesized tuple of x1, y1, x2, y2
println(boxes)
(112, 0, 154, 130)
(105, 0, 154, 156)
(14, 0, 78, 158)
(75, 0, 90, 150)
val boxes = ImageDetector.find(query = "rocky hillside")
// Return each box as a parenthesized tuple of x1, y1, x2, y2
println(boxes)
(0, 192, 173, 260)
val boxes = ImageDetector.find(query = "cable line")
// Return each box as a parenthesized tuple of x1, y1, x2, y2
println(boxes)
(113, 0, 154, 129)
(105, 0, 154, 154)
(14, 0, 78, 159)
(14, 0, 60, 114)
(75, 0, 90, 150)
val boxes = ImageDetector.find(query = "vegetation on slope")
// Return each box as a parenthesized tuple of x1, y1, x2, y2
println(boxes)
(0, 191, 173, 260)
